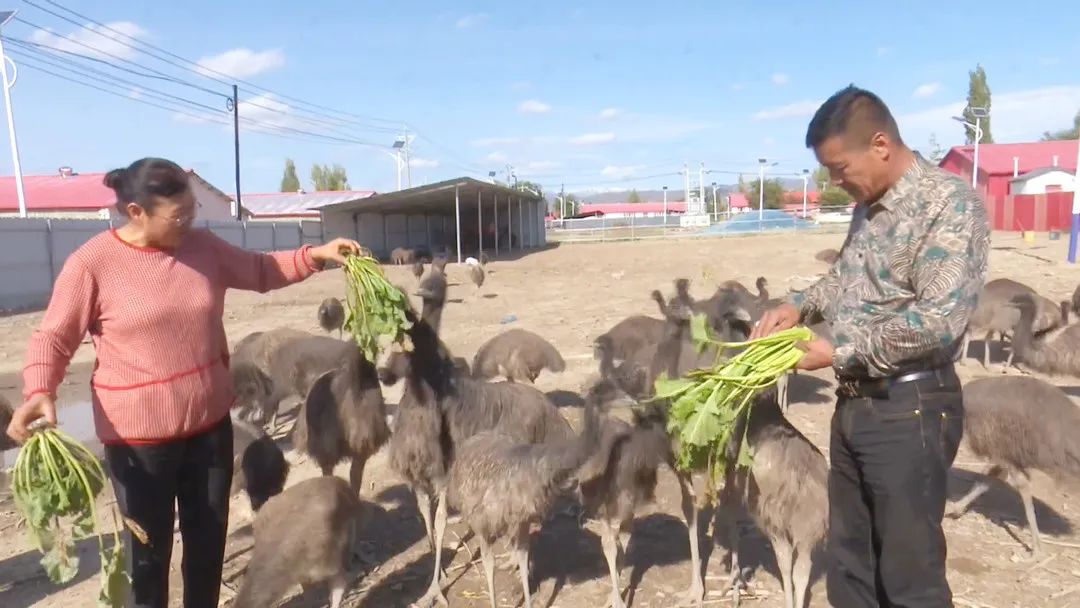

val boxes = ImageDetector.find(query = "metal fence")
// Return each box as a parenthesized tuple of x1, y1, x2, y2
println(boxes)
(546, 206, 855, 244)
(0, 218, 325, 312)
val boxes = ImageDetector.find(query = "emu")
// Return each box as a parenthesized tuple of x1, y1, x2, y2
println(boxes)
(947, 376, 1080, 556)
(469, 260, 486, 297)
(412, 261, 425, 282)
(0, 394, 15, 452)
(318, 297, 345, 338)
(382, 302, 571, 607)
(1009, 292, 1080, 377)
(592, 292, 667, 363)
(814, 248, 841, 265)
(229, 328, 308, 425)
(962, 278, 1063, 370)
(232, 476, 362, 608)
(291, 339, 389, 498)
(230, 415, 289, 516)
(446, 379, 609, 608)
(391, 247, 416, 265)
(472, 328, 567, 384)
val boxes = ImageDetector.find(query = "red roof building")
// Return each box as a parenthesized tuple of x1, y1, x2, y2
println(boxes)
(577, 202, 687, 217)
(0, 168, 237, 220)
(939, 140, 1078, 198)
(728, 193, 750, 209)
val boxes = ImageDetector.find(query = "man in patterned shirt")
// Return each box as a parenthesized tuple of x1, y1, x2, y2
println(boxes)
(753, 85, 989, 607)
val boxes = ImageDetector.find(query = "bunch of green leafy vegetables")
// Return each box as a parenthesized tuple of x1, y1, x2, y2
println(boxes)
(12, 428, 130, 607)
(342, 253, 414, 363)
(654, 314, 812, 483)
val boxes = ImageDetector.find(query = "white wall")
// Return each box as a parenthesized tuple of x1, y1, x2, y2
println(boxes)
(0, 218, 322, 311)
(1013, 170, 1077, 195)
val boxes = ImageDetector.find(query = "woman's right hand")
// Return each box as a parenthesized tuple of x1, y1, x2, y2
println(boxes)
(6, 393, 58, 444)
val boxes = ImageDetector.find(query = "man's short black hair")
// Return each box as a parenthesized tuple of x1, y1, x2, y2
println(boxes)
(805, 85, 903, 149)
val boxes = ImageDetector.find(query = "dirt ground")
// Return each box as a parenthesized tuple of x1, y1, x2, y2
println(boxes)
(3, 230, 1080, 608)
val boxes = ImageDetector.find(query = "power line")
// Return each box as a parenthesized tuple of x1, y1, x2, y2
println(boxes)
(25, 0, 407, 131)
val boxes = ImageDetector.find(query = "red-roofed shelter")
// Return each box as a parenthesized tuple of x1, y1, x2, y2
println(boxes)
(939, 140, 1078, 197)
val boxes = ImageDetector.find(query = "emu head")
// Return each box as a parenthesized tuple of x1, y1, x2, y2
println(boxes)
(755, 277, 769, 299)
(592, 334, 614, 368)
(431, 256, 449, 274)
(231, 363, 274, 423)
(663, 278, 696, 324)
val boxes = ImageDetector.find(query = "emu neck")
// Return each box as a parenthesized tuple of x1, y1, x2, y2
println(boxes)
(1011, 306, 1037, 362)
(421, 299, 445, 334)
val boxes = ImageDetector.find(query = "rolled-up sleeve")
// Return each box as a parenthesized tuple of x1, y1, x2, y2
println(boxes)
(835, 192, 989, 377)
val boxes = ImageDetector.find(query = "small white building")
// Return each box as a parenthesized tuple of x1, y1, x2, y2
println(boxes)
(1010, 167, 1077, 195)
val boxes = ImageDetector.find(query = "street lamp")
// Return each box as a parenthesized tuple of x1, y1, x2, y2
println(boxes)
(801, 169, 810, 221)
(662, 185, 668, 225)
(0, 11, 27, 218)
(757, 158, 777, 228)
(391, 136, 410, 190)
(953, 107, 988, 190)
(711, 181, 718, 221)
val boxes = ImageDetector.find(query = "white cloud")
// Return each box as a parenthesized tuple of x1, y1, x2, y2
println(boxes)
(485, 151, 508, 163)
(411, 158, 440, 169)
(730, 83, 746, 92)
(569, 132, 616, 145)
(518, 99, 552, 114)
(456, 13, 488, 28)
(600, 165, 645, 179)
(913, 82, 942, 99)
(525, 160, 559, 171)
(471, 136, 521, 147)
(752, 100, 821, 121)
(196, 48, 285, 79)
(771, 73, 790, 86)
(599, 107, 620, 119)
(899, 85, 1080, 145)
(31, 21, 147, 60)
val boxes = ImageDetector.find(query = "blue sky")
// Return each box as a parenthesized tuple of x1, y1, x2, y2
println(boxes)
(1, 0, 1079, 197)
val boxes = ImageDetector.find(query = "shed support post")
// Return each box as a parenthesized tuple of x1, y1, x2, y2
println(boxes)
(454, 185, 462, 264)
(477, 189, 483, 257)
(494, 193, 499, 256)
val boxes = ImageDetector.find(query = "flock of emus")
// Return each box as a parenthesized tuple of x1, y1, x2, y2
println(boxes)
(1, 244, 1079, 608)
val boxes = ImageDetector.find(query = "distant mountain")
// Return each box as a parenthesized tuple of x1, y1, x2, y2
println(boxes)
(574, 179, 814, 204)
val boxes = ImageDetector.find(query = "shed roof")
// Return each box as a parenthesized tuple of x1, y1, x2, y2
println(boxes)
(318, 177, 542, 216)
(943, 140, 1078, 176)
(242, 190, 376, 216)
(0, 169, 233, 212)
(1010, 166, 1076, 182)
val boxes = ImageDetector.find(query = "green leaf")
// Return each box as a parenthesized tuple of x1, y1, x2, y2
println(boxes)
(98, 542, 130, 608)
(41, 539, 79, 584)
(690, 313, 712, 347)
(653, 375, 695, 400)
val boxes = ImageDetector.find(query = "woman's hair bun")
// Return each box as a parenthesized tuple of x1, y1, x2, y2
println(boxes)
(103, 168, 129, 192)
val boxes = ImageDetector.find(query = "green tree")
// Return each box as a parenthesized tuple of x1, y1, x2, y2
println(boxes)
(627, 189, 642, 204)
(746, 178, 786, 209)
(310, 163, 349, 191)
(553, 194, 580, 218)
(280, 158, 301, 192)
(813, 165, 853, 206)
(737, 174, 748, 194)
(1042, 110, 1080, 141)
(962, 64, 993, 144)
(926, 133, 946, 164)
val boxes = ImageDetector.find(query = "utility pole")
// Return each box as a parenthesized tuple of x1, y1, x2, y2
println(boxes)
(698, 162, 706, 213)
(0, 12, 27, 218)
(231, 84, 241, 220)
(402, 126, 412, 188)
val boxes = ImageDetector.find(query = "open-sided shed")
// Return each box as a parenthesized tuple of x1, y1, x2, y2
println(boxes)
(318, 177, 546, 262)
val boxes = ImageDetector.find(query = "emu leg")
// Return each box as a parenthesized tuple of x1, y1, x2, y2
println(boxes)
(957, 333, 970, 365)
(777, 372, 790, 413)
(328, 573, 347, 608)
(348, 453, 369, 497)
(415, 488, 435, 549)
(676, 472, 705, 607)
(770, 537, 794, 608)
(414, 489, 449, 607)
(479, 535, 497, 608)
(946, 464, 1001, 518)
(514, 524, 534, 608)
(983, 330, 994, 369)
(600, 519, 626, 608)
(1010, 470, 1043, 556)
(791, 546, 813, 608)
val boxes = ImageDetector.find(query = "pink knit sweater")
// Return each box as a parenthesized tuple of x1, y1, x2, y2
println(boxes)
(22, 229, 322, 444)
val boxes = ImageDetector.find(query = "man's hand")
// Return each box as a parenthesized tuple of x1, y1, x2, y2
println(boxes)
(7, 393, 57, 444)
(750, 302, 800, 340)
(310, 238, 363, 266)
(794, 338, 834, 371)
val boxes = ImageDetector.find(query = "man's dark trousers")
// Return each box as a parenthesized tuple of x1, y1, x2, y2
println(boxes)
(827, 366, 964, 607)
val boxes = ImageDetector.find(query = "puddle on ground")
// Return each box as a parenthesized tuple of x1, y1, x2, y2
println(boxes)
(1, 400, 101, 470)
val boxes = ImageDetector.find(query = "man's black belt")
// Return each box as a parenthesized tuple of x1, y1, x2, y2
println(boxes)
(836, 366, 954, 399)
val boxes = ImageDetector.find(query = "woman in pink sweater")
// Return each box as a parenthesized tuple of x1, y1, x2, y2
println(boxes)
(5, 157, 361, 608)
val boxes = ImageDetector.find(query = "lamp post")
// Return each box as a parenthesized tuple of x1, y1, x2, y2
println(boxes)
(391, 137, 408, 190)
(757, 158, 777, 228)
(953, 107, 988, 191)
(801, 169, 809, 222)
(662, 185, 668, 225)
(711, 182, 718, 221)
(0, 11, 27, 218)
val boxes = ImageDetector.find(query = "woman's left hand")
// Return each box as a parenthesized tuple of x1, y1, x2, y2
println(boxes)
(310, 238, 363, 266)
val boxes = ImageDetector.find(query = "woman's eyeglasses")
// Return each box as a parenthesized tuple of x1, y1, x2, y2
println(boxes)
(153, 202, 202, 225)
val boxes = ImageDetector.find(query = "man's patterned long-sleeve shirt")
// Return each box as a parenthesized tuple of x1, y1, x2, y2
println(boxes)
(788, 154, 990, 379)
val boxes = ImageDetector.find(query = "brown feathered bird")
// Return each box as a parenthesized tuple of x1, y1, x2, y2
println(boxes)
(317, 297, 345, 339)
(470, 262, 486, 297)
